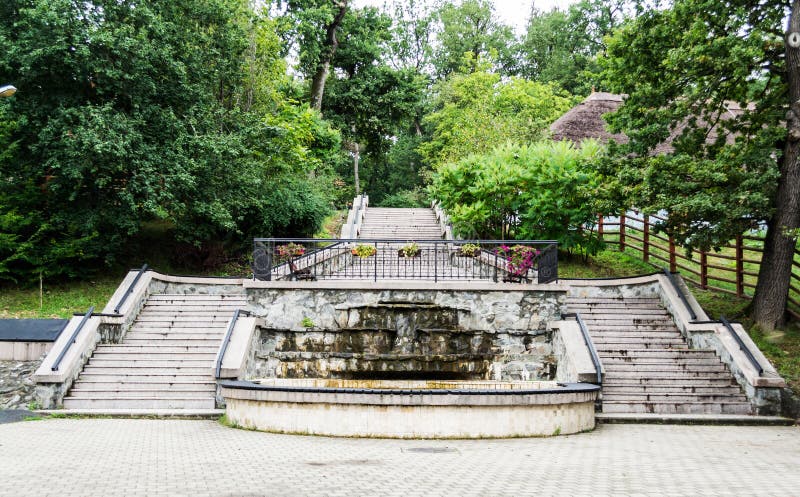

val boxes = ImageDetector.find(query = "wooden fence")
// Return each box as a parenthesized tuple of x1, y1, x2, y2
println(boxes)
(598, 212, 800, 319)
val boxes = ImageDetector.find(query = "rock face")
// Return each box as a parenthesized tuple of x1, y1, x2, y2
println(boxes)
(248, 288, 565, 382)
(0, 359, 42, 409)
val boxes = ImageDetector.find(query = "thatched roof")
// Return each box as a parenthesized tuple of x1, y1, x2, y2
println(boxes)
(550, 92, 628, 145)
(550, 91, 748, 154)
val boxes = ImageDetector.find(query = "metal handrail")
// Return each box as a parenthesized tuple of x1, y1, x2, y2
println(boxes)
(662, 268, 697, 321)
(113, 264, 149, 314)
(563, 312, 603, 384)
(720, 316, 763, 376)
(51, 306, 94, 372)
(215, 309, 250, 379)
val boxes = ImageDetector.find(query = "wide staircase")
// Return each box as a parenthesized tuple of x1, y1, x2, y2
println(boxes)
(63, 293, 246, 410)
(358, 207, 444, 239)
(568, 296, 752, 415)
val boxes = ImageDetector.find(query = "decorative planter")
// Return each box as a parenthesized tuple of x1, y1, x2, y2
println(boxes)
(397, 249, 421, 258)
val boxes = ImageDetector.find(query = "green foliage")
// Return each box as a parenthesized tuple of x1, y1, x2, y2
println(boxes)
(378, 188, 428, 208)
(351, 244, 377, 258)
(301, 316, 315, 328)
(430, 141, 605, 255)
(521, 0, 629, 95)
(0, 1, 338, 281)
(598, 0, 786, 252)
(420, 68, 576, 169)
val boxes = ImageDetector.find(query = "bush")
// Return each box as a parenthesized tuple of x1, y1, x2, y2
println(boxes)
(430, 140, 605, 255)
(378, 188, 429, 208)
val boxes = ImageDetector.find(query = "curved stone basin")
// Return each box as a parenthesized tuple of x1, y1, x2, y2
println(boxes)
(219, 379, 599, 439)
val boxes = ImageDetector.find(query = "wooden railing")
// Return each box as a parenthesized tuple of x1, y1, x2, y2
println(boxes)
(598, 212, 800, 319)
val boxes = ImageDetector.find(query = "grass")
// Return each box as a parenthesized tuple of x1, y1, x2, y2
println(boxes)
(0, 275, 122, 319)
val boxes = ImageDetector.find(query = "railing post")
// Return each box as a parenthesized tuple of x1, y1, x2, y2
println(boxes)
(597, 214, 604, 238)
(643, 215, 650, 263)
(669, 236, 677, 273)
(374, 240, 378, 282)
(434, 242, 439, 282)
(736, 234, 744, 297)
(619, 212, 626, 251)
(266, 240, 274, 281)
(700, 250, 708, 289)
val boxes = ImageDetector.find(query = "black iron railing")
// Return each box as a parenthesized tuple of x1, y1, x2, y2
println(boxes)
(114, 264, 149, 314)
(215, 309, 250, 379)
(252, 238, 558, 284)
(51, 307, 94, 372)
(720, 316, 763, 377)
(563, 312, 603, 384)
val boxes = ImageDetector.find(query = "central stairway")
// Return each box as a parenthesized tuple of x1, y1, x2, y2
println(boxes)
(567, 296, 752, 415)
(358, 207, 444, 239)
(63, 293, 246, 410)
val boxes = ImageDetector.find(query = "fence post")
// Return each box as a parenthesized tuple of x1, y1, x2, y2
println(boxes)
(669, 236, 677, 273)
(700, 250, 708, 289)
(643, 215, 650, 263)
(598, 214, 604, 238)
(619, 212, 626, 251)
(736, 234, 744, 297)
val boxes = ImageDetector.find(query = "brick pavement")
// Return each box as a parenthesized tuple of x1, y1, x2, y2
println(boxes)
(0, 418, 798, 496)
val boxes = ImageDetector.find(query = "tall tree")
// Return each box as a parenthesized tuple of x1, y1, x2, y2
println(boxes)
(272, 0, 349, 111)
(600, 0, 793, 329)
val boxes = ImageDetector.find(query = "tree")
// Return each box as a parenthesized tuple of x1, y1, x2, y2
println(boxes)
(420, 66, 576, 169)
(430, 140, 605, 253)
(431, 0, 517, 78)
(599, 0, 793, 329)
(272, 0, 349, 111)
(520, 0, 629, 95)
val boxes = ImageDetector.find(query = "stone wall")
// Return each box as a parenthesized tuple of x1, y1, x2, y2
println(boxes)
(246, 287, 566, 382)
(1, 359, 42, 409)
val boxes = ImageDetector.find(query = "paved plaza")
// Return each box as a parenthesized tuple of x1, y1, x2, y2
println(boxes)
(0, 418, 798, 496)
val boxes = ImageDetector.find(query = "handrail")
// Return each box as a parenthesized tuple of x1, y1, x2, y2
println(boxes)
(563, 312, 603, 384)
(51, 306, 94, 372)
(113, 264, 149, 314)
(662, 268, 697, 321)
(720, 316, 763, 377)
(215, 309, 250, 379)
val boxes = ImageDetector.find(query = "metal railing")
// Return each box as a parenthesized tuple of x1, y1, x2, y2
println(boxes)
(564, 312, 603, 384)
(252, 238, 559, 284)
(662, 268, 697, 321)
(51, 306, 94, 372)
(720, 316, 763, 377)
(215, 309, 250, 379)
(113, 264, 149, 314)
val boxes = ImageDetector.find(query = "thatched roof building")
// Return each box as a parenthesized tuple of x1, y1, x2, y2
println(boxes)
(550, 91, 748, 154)
(550, 92, 628, 145)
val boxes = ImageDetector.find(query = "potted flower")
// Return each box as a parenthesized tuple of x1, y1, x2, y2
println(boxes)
(457, 243, 481, 257)
(496, 244, 541, 281)
(275, 242, 306, 262)
(351, 244, 377, 258)
(397, 242, 421, 258)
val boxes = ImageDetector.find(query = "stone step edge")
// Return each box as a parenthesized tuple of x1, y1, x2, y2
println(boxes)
(595, 413, 795, 426)
(34, 409, 224, 420)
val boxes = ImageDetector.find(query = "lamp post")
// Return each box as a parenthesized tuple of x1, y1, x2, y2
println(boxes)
(0, 85, 16, 98)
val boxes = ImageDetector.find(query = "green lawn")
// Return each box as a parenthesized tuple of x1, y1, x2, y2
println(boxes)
(0, 276, 123, 319)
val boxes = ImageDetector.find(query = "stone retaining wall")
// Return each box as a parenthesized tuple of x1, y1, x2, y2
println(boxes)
(1, 359, 42, 409)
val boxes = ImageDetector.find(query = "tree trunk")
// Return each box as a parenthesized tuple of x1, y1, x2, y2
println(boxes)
(353, 141, 360, 195)
(752, 0, 800, 329)
(310, 0, 348, 111)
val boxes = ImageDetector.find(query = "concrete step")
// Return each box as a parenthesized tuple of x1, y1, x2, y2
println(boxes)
(601, 357, 723, 365)
(68, 389, 215, 399)
(603, 377, 736, 386)
(602, 385, 744, 395)
(568, 297, 661, 303)
(121, 338, 223, 346)
(602, 393, 749, 403)
(598, 349, 718, 358)
(585, 325, 679, 332)
(124, 333, 225, 340)
(77, 373, 215, 382)
(592, 338, 686, 345)
(99, 345, 221, 353)
(62, 397, 216, 410)
(602, 401, 752, 415)
(81, 366, 212, 374)
(90, 352, 218, 361)
(148, 294, 246, 301)
(70, 381, 215, 390)
(142, 305, 244, 312)
(603, 364, 729, 372)
(603, 371, 735, 380)
(88, 359, 214, 368)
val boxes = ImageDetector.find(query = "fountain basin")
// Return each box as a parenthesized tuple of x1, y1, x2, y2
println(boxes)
(219, 379, 599, 438)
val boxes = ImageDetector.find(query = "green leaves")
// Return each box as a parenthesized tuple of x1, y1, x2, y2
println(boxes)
(430, 140, 605, 255)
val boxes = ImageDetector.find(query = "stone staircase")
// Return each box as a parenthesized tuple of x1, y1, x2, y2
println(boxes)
(62, 293, 246, 410)
(567, 296, 752, 415)
(358, 207, 444, 239)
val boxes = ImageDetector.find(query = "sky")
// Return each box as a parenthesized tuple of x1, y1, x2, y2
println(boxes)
(352, 0, 581, 33)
